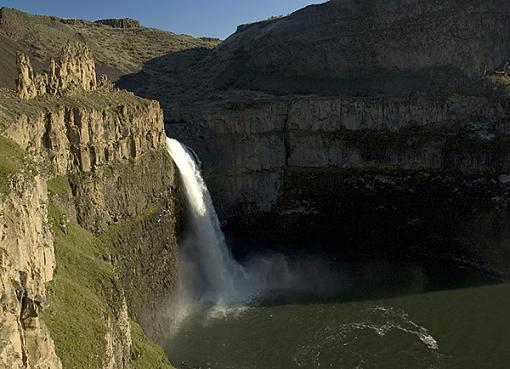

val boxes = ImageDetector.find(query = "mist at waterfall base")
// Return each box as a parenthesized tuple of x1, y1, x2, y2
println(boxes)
(166, 138, 343, 314)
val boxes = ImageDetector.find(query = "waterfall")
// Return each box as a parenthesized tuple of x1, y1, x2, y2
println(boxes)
(166, 138, 246, 305)
(166, 137, 342, 312)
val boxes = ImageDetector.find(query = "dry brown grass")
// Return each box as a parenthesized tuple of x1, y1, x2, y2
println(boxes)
(0, 7, 220, 87)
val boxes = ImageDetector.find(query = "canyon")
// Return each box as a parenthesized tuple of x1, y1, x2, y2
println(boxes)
(1, 1, 510, 368)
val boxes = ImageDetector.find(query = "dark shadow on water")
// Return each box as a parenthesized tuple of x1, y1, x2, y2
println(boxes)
(226, 233, 504, 308)
(253, 257, 502, 308)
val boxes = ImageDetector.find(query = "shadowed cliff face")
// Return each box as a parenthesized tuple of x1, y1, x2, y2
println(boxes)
(118, 0, 510, 111)
(134, 0, 510, 278)
(169, 95, 510, 216)
(168, 94, 510, 277)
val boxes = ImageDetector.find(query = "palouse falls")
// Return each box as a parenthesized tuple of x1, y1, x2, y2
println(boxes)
(1, 2, 510, 369)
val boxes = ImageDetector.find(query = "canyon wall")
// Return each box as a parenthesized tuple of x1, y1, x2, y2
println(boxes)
(127, 0, 510, 275)
(171, 95, 510, 217)
(1, 43, 179, 369)
(170, 94, 510, 275)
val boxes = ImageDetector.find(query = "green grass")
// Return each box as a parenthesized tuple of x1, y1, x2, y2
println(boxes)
(42, 203, 122, 369)
(99, 203, 158, 250)
(131, 321, 175, 369)
(0, 109, 9, 130)
(47, 175, 70, 196)
(0, 135, 34, 193)
(42, 199, 175, 369)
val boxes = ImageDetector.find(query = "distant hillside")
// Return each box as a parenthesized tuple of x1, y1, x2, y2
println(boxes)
(0, 7, 220, 89)
(190, 0, 510, 97)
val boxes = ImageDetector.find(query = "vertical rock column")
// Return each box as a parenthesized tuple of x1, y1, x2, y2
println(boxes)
(0, 176, 62, 369)
(16, 40, 101, 101)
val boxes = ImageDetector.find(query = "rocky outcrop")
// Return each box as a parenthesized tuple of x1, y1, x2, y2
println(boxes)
(57, 41, 97, 94)
(95, 19, 141, 29)
(0, 174, 62, 369)
(15, 41, 114, 100)
(98, 74, 116, 91)
(15, 53, 38, 100)
(6, 96, 164, 178)
(101, 295, 132, 369)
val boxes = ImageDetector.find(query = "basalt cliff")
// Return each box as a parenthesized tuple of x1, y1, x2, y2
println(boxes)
(0, 41, 180, 369)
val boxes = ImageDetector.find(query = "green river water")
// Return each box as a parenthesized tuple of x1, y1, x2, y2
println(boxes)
(166, 257, 510, 369)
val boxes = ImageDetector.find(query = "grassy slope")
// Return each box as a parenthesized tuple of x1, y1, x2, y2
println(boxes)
(67, 22, 218, 74)
(43, 202, 117, 369)
(43, 179, 175, 369)
(0, 7, 220, 88)
(0, 135, 31, 193)
(131, 321, 174, 369)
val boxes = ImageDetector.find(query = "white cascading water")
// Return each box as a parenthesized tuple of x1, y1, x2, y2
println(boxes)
(166, 137, 342, 313)
(166, 138, 246, 306)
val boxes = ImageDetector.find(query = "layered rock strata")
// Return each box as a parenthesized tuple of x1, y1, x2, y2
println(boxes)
(94, 19, 141, 29)
(170, 94, 510, 275)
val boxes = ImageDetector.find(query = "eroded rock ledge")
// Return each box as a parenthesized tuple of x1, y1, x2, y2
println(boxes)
(94, 18, 141, 29)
